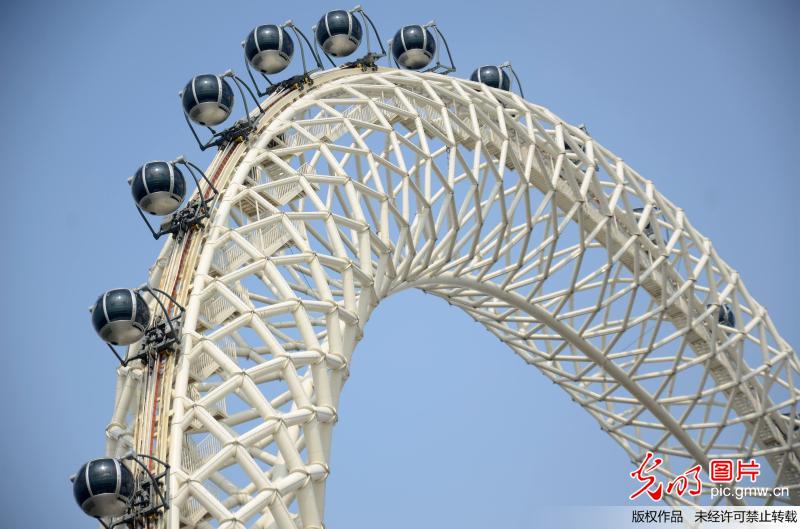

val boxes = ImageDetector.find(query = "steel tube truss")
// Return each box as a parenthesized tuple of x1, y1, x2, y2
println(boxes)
(104, 69, 799, 528)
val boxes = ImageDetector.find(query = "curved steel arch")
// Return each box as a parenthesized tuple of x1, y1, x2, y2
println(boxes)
(104, 68, 800, 528)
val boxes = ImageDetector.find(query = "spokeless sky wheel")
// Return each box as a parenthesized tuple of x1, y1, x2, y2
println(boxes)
(70, 7, 799, 525)
(88, 66, 800, 529)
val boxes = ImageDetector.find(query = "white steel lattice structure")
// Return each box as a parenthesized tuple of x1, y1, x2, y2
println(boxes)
(104, 68, 800, 528)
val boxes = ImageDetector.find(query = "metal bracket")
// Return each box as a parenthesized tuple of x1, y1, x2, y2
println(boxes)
(423, 21, 456, 75)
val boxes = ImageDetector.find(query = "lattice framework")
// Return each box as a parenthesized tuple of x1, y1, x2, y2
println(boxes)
(103, 69, 800, 529)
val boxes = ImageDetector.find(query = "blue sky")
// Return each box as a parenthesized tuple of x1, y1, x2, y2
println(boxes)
(0, 1, 797, 528)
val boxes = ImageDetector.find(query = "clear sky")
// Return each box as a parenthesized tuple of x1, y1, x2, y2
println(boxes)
(0, 1, 797, 528)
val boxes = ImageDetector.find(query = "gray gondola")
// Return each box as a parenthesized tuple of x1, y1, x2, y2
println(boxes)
(72, 458, 134, 518)
(715, 303, 736, 327)
(316, 10, 363, 57)
(245, 24, 294, 74)
(130, 162, 186, 216)
(181, 74, 234, 127)
(470, 65, 511, 91)
(91, 289, 150, 345)
(391, 25, 435, 70)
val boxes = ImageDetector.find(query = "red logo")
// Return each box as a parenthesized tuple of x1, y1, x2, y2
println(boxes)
(629, 453, 759, 500)
(629, 452, 664, 501)
(736, 459, 761, 482)
(709, 459, 734, 482)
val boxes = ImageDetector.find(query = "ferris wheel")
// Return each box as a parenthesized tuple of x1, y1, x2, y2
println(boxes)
(69, 6, 800, 529)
